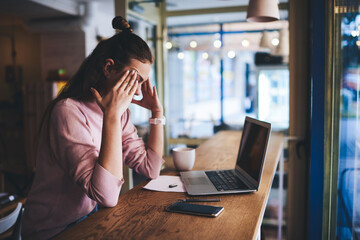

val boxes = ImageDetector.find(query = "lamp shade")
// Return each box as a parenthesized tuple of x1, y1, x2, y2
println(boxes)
(259, 31, 273, 49)
(246, 0, 280, 22)
(275, 28, 289, 56)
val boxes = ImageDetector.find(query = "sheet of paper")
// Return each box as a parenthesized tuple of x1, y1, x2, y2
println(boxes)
(143, 175, 186, 192)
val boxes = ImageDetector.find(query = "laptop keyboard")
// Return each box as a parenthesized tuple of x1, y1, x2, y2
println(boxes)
(206, 170, 249, 191)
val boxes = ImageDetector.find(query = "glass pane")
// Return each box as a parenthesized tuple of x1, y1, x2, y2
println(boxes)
(222, 50, 255, 126)
(167, 47, 221, 138)
(336, 9, 360, 240)
(167, 32, 223, 138)
(167, 21, 290, 239)
(257, 66, 289, 130)
(167, 25, 290, 137)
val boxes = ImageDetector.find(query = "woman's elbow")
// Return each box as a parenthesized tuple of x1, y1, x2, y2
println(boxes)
(99, 196, 119, 207)
(91, 188, 120, 207)
(147, 170, 160, 180)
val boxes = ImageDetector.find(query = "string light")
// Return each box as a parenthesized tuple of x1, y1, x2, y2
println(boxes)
(241, 39, 250, 47)
(227, 50, 236, 58)
(165, 42, 172, 49)
(202, 52, 209, 59)
(271, 38, 280, 46)
(166, 41, 173, 49)
(190, 40, 197, 48)
(213, 40, 222, 48)
(177, 52, 185, 59)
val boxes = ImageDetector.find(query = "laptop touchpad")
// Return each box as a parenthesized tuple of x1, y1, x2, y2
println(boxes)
(188, 177, 209, 185)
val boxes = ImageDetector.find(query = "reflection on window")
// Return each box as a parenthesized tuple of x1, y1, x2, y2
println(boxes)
(336, 12, 360, 240)
(167, 20, 290, 239)
(168, 50, 220, 138)
(167, 22, 290, 139)
(258, 66, 289, 129)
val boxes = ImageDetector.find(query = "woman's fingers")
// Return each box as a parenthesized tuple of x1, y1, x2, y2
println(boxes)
(122, 71, 135, 92)
(141, 78, 152, 96)
(146, 78, 152, 93)
(129, 80, 138, 96)
(113, 70, 130, 90)
(120, 71, 137, 92)
(91, 88, 102, 103)
(153, 86, 158, 97)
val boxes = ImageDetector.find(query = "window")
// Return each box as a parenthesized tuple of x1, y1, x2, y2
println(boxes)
(167, 22, 290, 139)
(336, 11, 360, 240)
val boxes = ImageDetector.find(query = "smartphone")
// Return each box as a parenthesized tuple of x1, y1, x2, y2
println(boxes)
(165, 202, 224, 217)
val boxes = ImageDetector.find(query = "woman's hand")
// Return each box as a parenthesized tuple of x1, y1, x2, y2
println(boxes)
(91, 70, 138, 119)
(131, 78, 163, 117)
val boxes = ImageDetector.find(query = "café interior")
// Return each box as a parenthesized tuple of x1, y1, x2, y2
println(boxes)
(0, 0, 359, 239)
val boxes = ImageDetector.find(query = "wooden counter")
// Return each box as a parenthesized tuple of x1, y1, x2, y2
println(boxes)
(54, 130, 284, 240)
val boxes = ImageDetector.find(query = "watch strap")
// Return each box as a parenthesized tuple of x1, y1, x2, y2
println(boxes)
(149, 117, 166, 125)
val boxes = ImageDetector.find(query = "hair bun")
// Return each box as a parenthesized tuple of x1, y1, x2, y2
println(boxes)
(112, 16, 132, 32)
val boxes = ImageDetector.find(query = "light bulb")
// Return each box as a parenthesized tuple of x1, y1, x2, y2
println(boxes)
(241, 39, 250, 47)
(271, 38, 280, 46)
(166, 42, 173, 49)
(214, 40, 222, 48)
(177, 52, 185, 59)
(190, 41, 197, 48)
(227, 50, 236, 58)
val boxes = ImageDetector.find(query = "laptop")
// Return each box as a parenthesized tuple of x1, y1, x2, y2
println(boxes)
(180, 116, 271, 195)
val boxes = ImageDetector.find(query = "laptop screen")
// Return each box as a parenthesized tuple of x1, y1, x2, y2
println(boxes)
(236, 117, 271, 182)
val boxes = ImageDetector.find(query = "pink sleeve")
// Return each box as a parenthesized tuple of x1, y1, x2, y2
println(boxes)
(121, 111, 164, 179)
(50, 101, 123, 207)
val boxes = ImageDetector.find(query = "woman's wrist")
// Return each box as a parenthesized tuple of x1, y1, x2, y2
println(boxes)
(103, 109, 123, 122)
(151, 109, 163, 118)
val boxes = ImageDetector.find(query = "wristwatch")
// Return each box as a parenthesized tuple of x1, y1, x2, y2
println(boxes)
(149, 117, 166, 125)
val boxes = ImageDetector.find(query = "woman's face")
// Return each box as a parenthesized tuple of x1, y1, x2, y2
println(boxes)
(123, 59, 152, 96)
(106, 58, 152, 96)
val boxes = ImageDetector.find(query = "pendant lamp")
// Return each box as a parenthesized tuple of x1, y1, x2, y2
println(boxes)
(275, 28, 289, 56)
(246, 0, 280, 22)
(259, 31, 273, 49)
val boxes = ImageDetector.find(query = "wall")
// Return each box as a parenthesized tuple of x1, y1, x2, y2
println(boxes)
(0, 22, 41, 103)
(0, 19, 42, 194)
(82, 1, 115, 56)
(40, 31, 85, 81)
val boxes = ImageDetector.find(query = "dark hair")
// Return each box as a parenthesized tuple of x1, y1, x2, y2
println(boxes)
(40, 16, 153, 161)
(57, 16, 152, 102)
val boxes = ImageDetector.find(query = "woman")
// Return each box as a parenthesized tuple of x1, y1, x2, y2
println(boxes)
(22, 16, 165, 239)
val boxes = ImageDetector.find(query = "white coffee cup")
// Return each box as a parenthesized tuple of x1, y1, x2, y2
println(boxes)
(172, 147, 196, 171)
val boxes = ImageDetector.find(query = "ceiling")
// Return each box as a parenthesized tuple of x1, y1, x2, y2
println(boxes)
(0, 0, 80, 21)
(166, 0, 288, 27)
(166, 10, 288, 27)
(166, 0, 287, 11)
(0, 0, 289, 27)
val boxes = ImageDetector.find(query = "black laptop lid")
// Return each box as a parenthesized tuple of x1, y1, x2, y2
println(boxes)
(235, 117, 271, 184)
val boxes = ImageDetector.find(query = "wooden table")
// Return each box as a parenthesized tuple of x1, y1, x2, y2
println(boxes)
(54, 131, 284, 240)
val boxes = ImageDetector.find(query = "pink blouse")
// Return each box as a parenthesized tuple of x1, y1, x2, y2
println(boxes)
(22, 98, 164, 239)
